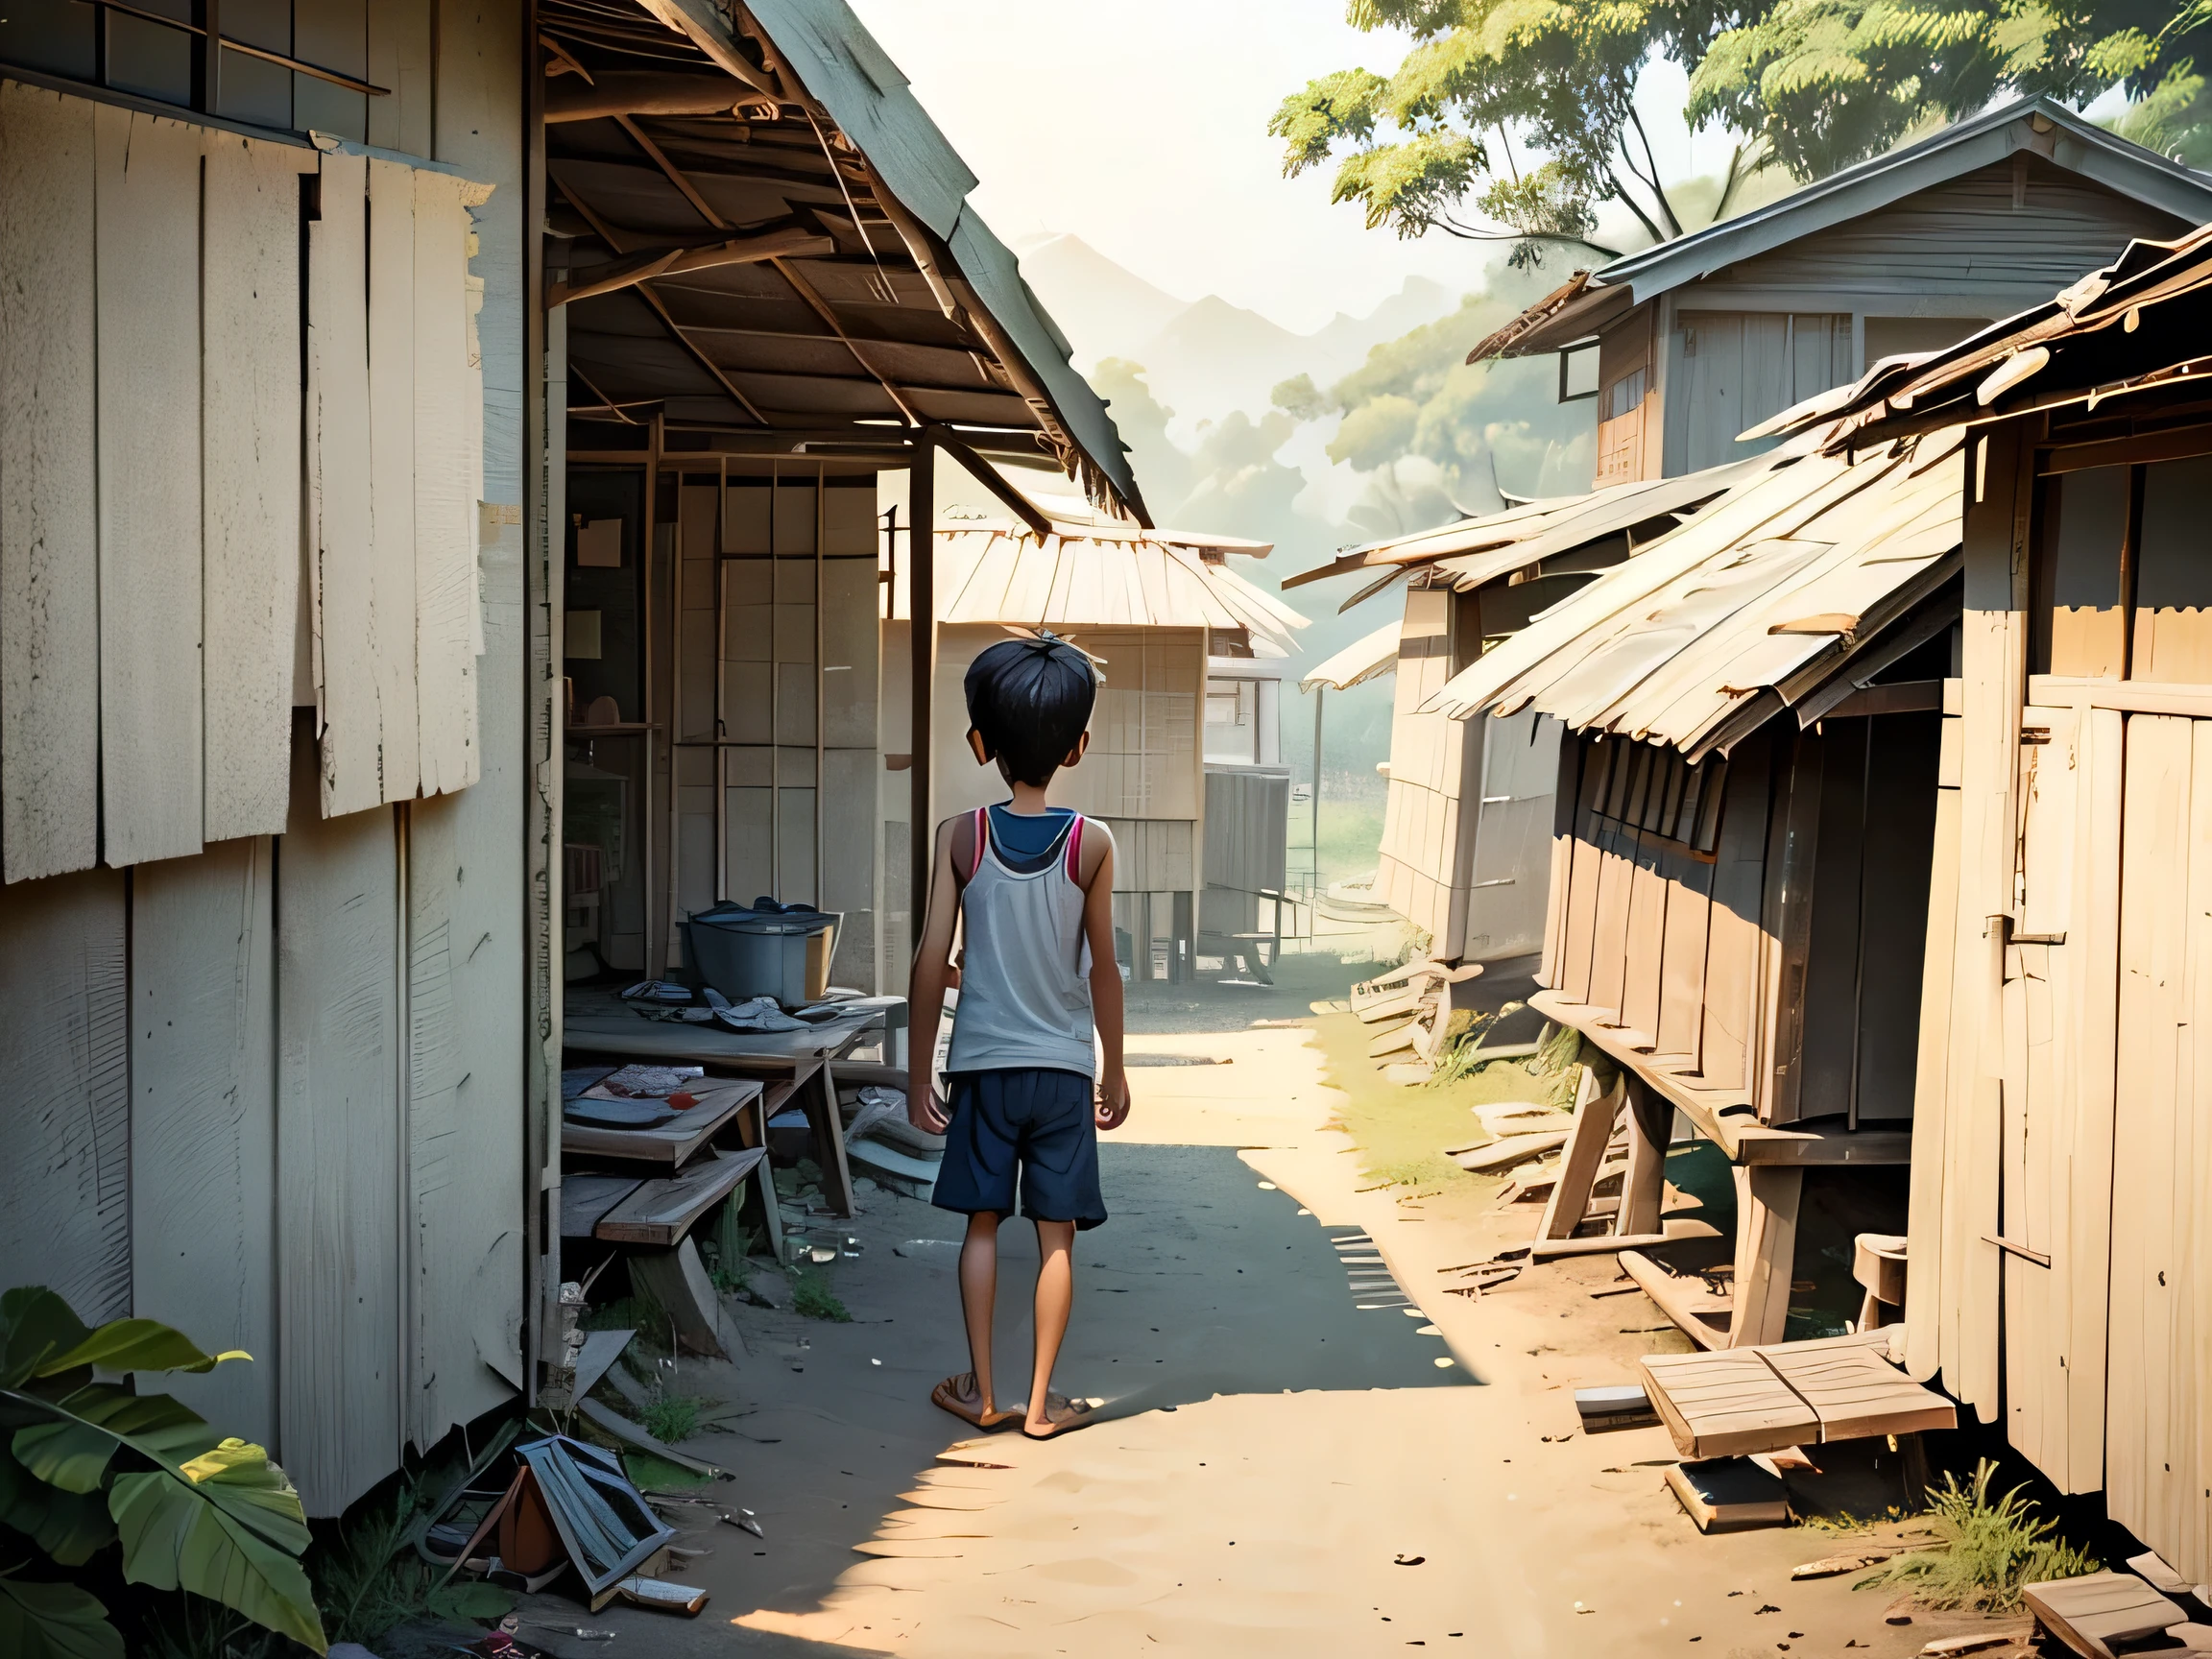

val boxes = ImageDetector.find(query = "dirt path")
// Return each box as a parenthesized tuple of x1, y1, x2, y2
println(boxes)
(522, 1020, 2002, 1658)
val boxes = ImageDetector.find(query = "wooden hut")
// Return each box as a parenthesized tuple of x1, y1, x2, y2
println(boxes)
(880, 470, 1304, 980)
(1771, 221, 2212, 1583)
(0, 0, 1137, 1520)
(1423, 426, 1964, 1345)
(1284, 96, 2212, 998)
(1466, 96, 2212, 485)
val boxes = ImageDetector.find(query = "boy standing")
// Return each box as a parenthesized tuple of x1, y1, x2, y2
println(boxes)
(906, 635, 1129, 1439)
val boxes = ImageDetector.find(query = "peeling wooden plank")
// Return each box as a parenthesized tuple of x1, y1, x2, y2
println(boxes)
(413, 168, 480, 795)
(309, 151, 380, 816)
(0, 83, 99, 882)
(365, 156, 421, 805)
(0, 867, 129, 1321)
(131, 837, 276, 1448)
(405, 794, 524, 1441)
(202, 135, 312, 843)
(96, 105, 204, 866)
(276, 735, 401, 1517)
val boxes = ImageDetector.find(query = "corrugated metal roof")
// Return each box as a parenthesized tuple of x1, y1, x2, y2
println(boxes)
(1420, 429, 1964, 760)
(1300, 621, 1401, 692)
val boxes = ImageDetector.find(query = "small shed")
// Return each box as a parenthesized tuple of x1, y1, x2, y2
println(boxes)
(1422, 424, 1965, 1346)
(1284, 468, 1754, 974)
(883, 472, 1304, 979)
(1466, 96, 2212, 487)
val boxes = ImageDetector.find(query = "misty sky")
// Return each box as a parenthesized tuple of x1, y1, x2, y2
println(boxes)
(845, 2, 1747, 334)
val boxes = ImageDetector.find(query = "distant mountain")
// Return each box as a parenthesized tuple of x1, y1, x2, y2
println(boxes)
(1013, 233, 1190, 372)
(1014, 233, 1465, 430)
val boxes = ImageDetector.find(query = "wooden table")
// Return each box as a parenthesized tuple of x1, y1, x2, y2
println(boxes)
(565, 1008, 886, 1219)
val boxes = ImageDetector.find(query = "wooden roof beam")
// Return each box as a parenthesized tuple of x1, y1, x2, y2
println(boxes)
(932, 424, 1051, 539)
(554, 174, 772, 425)
(548, 223, 834, 306)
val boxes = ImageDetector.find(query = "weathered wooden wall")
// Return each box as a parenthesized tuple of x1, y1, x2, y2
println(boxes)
(0, 0, 534, 1524)
(1377, 586, 1480, 950)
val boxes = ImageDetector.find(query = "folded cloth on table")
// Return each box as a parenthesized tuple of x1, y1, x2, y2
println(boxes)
(715, 997, 805, 1033)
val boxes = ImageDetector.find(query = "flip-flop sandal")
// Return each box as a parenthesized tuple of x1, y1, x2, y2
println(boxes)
(1022, 1393, 1098, 1440)
(931, 1373, 1019, 1431)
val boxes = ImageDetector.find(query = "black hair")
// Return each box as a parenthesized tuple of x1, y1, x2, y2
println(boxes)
(963, 636, 1098, 786)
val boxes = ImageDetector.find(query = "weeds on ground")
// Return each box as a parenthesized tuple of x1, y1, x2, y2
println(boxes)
(304, 1478, 515, 1646)
(624, 1451, 713, 1492)
(1855, 1459, 2099, 1611)
(640, 1392, 702, 1443)
(792, 1268, 851, 1322)
(1363, 1153, 1458, 1188)
(582, 1287, 676, 1356)
(1799, 1505, 1911, 1536)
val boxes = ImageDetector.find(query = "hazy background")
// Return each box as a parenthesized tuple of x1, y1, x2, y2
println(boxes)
(844, 4, 1801, 870)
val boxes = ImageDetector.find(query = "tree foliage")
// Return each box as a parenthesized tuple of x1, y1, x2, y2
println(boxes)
(1689, 2, 2212, 179)
(1274, 0, 2212, 262)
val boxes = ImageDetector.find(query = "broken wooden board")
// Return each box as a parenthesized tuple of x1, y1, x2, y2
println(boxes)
(596, 1148, 767, 1247)
(1791, 1548, 1901, 1579)
(1538, 1069, 1618, 1240)
(2020, 1573, 2181, 1659)
(1529, 1217, 1721, 1259)
(1664, 1457, 1790, 1533)
(561, 1173, 642, 1239)
(1474, 1101, 1566, 1135)
(570, 1329, 634, 1400)
(560, 1080, 760, 1166)
(1450, 1130, 1571, 1172)
(576, 1396, 725, 1479)
(1756, 1332, 1956, 1443)
(629, 1238, 729, 1358)
(1639, 1349, 1819, 1460)
(1621, 1249, 1736, 1349)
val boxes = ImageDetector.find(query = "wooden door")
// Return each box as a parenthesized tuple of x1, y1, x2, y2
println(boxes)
(2104, 713, 2212, 1575)
(2000, 703, 2120, 1495)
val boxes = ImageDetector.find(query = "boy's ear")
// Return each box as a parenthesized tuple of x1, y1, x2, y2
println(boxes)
(1062, 730, 1091, 768)
(967, 728, 992, 766)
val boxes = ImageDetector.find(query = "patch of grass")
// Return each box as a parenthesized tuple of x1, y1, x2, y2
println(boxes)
(639, 1393, 701, 1443)
(624, 1451, 712, 1492)
(1855, 1459, 2099, 1612)
(792, 1268, 852, 1322)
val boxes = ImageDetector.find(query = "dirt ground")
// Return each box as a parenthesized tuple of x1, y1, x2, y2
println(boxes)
(511, 950, 2015, 1658)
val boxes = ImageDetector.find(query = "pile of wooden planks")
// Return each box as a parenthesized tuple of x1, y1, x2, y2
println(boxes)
(1638, 1329, 1954, 1460)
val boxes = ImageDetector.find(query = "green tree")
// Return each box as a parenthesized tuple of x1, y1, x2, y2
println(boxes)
(1689, 1, 2212, 179)
(1269, 1, 1763, 261)
(1273, 0, 2212, 263)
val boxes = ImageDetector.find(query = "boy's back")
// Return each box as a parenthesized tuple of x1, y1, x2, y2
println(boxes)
(904, 635, 1128, 1439)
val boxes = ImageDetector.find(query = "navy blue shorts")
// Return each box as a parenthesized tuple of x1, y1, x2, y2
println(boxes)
(931, 1069, 1106, 1230)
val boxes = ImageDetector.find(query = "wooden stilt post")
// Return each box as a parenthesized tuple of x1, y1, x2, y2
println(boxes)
(1616, 1075, 1671, 1238)
(909, 429, 935, 937)
(1539, 1068, 1620, 1240)
(1728, 1165, 1805, 1347)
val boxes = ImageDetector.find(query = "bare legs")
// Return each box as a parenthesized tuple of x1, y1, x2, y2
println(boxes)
(950, 1212, 1082, 1432)
(956, 1210, 1003, 1416)
(1025, 1221, 1075, 1434)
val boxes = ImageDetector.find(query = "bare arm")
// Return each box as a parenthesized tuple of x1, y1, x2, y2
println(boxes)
(1081, 827, 1128, 1130)
(905, 817, 962, 1133)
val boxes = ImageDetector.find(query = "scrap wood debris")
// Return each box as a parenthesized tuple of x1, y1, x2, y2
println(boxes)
(1791, 1548, 1903, 1579)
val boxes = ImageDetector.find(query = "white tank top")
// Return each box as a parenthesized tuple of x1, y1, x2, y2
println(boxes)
(944, 806, 1097, 1077)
